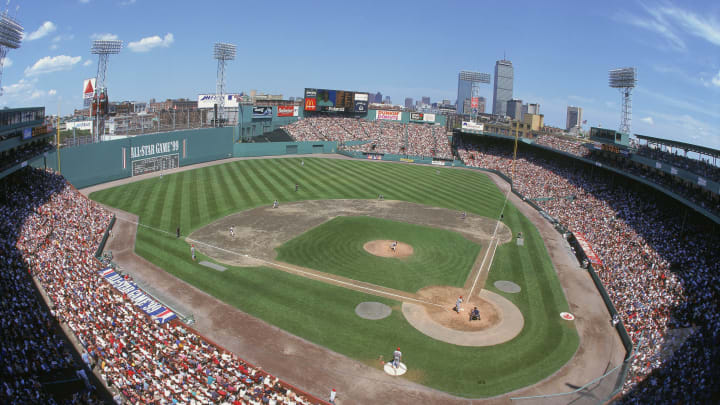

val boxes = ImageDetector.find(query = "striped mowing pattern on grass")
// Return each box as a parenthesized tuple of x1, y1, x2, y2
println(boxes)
(90, 157, 578, 398)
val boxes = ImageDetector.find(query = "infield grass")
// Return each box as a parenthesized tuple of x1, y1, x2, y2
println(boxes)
(276, 216, 481, 292)
(90, 157, 579, 398)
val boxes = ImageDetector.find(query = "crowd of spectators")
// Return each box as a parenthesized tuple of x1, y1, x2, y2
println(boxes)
(283, 117, 452, 159)
(458, 138, 719, 403)
(0, 142, 53, 173)
(531, 135, 720, 216)
(635, 144, 720, 183)
(1, 168, 321, 404)
(534, 134, 590, 157)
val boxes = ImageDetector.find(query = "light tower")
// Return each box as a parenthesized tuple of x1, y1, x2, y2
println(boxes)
(213, 42, 236, 127)
(90, 39, 122, 141)
(0, 12, 23, 95)
(608, 67, 637, 134)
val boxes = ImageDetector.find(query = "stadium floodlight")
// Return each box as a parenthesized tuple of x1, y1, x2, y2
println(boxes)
(0, 13, 23, 95)
(213, 42, 236, 127)
(609, 67, 637, 134)
(90, 39, 122, 141)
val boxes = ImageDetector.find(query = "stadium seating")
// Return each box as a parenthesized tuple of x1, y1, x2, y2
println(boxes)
(283, 117, 453, 160)
(458, 136, 720, 403)
(0, 167, 320, 404)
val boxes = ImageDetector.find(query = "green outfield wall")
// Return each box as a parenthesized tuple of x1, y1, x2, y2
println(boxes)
(233, 141, 337, 157)
(32, 127, 234, 188)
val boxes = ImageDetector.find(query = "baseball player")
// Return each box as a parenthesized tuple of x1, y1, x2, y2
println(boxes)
(461, 211, 466, 219)
(295, 183, 299, 192)
(190, 244, 196, 261)
(301, 160, 304, 167)
(273, 199, 279, 209)
(329, 388, 336, 404)
(392, 347, 402, 369)
(229, 226, 235, 238)
(455, 296, 463, 313)
(391, 241, 397, 252)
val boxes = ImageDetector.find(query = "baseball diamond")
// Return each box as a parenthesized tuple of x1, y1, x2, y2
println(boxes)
(88, 156, 585, 399)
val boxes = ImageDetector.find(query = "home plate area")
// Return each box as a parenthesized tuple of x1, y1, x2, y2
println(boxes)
(383, 362, 408, 376)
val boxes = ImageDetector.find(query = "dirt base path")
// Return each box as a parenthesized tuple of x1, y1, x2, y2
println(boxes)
(85, 156, 625, 404)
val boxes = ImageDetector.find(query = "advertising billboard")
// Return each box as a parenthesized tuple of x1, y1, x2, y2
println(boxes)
(461, 121, 484, 132)
(277, 105, 299, 117)
(252, 106, 272, 118)
(304, 88, 369, 113)
(197, 94, 241, 109)
(410, 112, 424, 121)
(83, 78, 96, 107)
(471, 97, 479, 109)
(423, 113, 436, 123)
(377, 110, 402, 121)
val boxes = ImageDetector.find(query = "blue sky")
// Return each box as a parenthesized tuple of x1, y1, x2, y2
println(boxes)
(2, 0, 719, 149)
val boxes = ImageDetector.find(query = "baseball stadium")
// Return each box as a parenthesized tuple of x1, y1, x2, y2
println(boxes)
(2, 93, 719, 404)
(1, 4, 720, 404)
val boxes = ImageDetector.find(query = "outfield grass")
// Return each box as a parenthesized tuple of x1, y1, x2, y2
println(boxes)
(276, 216, 481, 292)
(90, 157, 578, 397)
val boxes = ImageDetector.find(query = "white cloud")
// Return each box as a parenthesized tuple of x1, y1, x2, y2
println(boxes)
(83, 59, 92, 66)
(640, 116, 655, 125)
(2, 57, 12, 68)
(50, 44, 58, 50)
(91, 33, 119, 41)
(26, 21, 57, 41)
(30, 90, 45, 99)
(619, 4, 720, 51)
(79, 0, 90, 3)
(658, 4, 720, 47)
(48, 89, 57, 96)
(2, 78, 35, 95)
(712, 70, 720, 88)
(127, 33, 174, 52)
(24, 55, 82, 76)
(120, 0, 137, 5)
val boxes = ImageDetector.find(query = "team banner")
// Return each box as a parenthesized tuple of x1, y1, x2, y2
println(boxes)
(277, 105, 299, 117)
(354, 101, 368, 113)
(377, 110, 402, 121)
(99, 268, 177, 323)
(574, 233, 603, 267)
(252, 106, 272, 118)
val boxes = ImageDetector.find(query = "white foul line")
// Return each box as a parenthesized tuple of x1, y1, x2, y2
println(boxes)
(117, 217, 444, 308)
(466, 184, 512, 299)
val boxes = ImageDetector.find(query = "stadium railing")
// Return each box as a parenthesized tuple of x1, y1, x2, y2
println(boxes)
(94, 215, 116, 259)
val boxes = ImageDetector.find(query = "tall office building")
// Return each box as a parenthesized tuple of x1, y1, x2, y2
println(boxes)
(374, 92, 383, 103)
(456, 70, 490, 114)
(506, 99, 523, 120)
(566, 106, 583, 130)
(492, 59, 514, 116)
(404, 97, 414, 109)
(421, 96, 431, 105)
(525, 103, 539, 115)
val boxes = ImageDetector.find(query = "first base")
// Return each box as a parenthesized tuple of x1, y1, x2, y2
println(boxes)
(384, 362, 407, 376)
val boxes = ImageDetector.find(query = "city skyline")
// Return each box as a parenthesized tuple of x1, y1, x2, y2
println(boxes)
(0, 1, 718, 148)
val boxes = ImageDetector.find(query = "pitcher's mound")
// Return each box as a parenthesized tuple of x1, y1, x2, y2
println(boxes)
(363, 240, 414, 258)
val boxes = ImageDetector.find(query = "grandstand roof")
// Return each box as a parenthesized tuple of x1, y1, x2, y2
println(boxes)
(635, 134, 720, 158)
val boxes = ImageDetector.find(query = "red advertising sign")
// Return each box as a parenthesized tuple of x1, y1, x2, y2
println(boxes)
(574, 232, 603, 267)
(376, 110, 402, 121)
(277, 105, 295, 117)
(304, 98, 316, 111)
(471, 97, 479, 109)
